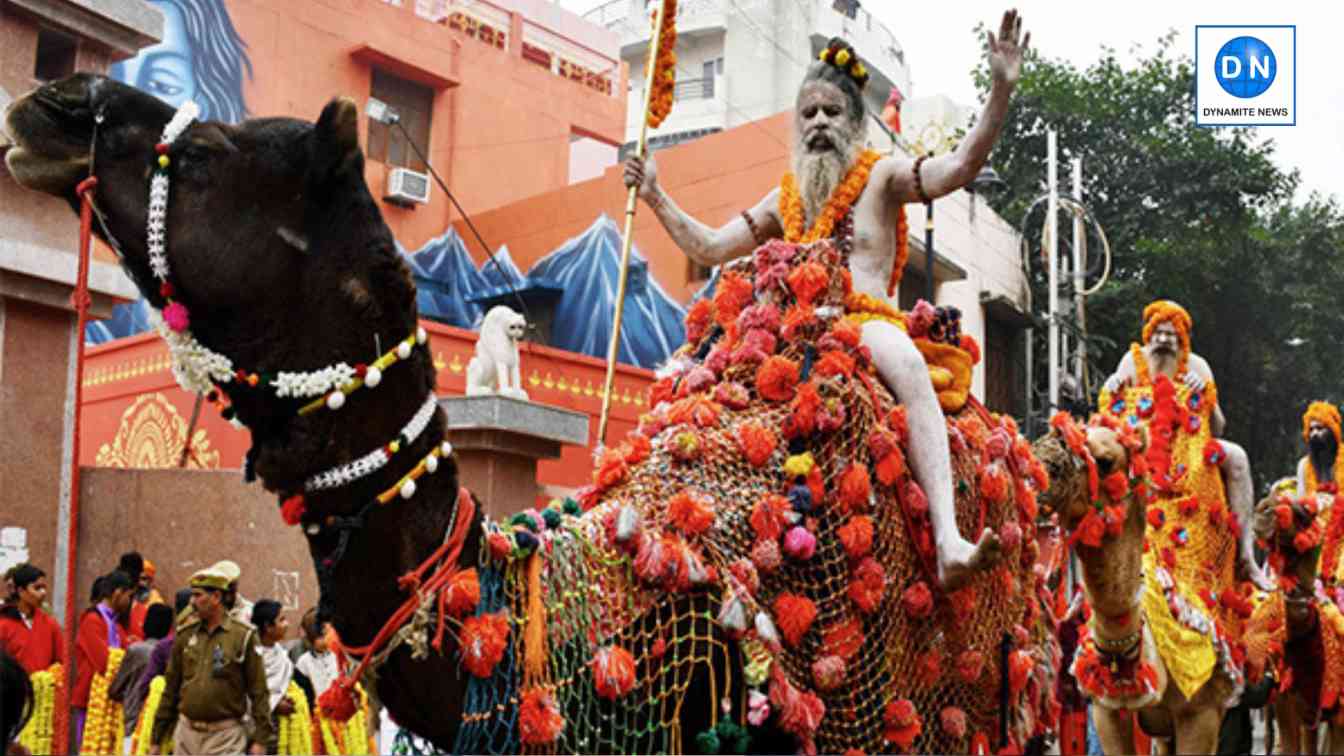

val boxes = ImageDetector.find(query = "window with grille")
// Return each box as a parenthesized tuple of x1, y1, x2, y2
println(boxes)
(34, 28, 78, 82)
(367, 69, 435, 171)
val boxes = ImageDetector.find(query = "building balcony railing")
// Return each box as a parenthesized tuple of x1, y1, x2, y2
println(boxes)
(673, 76, 714, 101)
(377, 0, 622, 98)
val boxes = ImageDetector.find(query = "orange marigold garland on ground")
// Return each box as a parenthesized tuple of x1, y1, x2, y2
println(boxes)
(780, 150, 883, 243)
(644, 0, 678, 128)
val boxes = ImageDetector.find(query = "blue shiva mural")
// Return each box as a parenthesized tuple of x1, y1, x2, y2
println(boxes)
(110, 0, 253, 122)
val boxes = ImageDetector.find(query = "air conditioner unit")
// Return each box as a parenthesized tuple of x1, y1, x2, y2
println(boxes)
(385, 167, 431, 207)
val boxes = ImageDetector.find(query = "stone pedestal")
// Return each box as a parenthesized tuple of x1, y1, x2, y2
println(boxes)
(439, 395, 589, 520)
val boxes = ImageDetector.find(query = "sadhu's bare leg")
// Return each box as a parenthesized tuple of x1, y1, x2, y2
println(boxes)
(1220, 441, 1274, 591)
(861, 320, 1002, 590)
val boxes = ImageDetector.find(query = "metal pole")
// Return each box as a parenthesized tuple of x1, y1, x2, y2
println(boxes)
(1071, 157, 1087, 395)
(598, 0, 669, 446)
(1046, 130, 1059, 413)
(923, 201, 935, 303)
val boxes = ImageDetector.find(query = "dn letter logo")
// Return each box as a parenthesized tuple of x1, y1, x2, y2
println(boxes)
(1195, 25, 1295, 126)
(1215, 36, 1275, 98)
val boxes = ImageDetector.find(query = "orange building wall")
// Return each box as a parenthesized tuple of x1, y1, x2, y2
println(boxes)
(453, 112, 794, 303)
(234, 0, 626, 251)
(79, 320, 653, 496)
(88, 0, 626, 266)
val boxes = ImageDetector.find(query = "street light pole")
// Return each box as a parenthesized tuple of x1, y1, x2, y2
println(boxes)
(1046, 130, 1059, 414)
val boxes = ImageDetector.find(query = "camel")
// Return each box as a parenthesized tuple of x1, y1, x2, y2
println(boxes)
(5, 74, 1057, 753)
(1251, 486, 1344, 755)
(1034, 414, 1238, 755)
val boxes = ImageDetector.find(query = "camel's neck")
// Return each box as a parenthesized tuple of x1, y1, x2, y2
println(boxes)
(1076, 496, 1146, 640)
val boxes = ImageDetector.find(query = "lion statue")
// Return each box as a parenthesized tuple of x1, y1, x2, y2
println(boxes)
(467, 305, 528, 400)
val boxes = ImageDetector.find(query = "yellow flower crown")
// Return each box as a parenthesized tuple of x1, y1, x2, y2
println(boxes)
(818, 42, 870, 90)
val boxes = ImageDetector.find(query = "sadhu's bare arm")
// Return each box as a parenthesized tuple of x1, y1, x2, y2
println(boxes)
(625, 154, 781, 266)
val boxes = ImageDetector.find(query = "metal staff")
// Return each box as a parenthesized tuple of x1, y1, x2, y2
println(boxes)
(597, 0, 672, 446)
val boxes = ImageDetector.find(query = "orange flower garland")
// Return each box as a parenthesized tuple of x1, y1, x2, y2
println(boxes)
(780, 149, 883, 244)
(644, 0, 678, 128)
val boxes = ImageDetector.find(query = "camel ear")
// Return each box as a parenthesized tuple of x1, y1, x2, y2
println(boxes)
(311, 97, 361, 179)
(184, 123, 238, 154)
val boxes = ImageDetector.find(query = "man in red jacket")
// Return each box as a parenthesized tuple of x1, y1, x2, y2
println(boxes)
(0, 564, 65, 673)
(72, 569, 134, 750)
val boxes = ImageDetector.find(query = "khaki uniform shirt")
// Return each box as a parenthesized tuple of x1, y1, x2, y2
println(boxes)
(151, 615, 275, 746)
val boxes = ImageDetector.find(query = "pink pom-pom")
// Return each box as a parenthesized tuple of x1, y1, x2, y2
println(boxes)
(783, 526, 817, 561)
(163, 301, 190, 332)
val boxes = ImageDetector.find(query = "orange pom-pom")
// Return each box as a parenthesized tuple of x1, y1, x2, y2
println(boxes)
(838, 462, 872, 513)
(444, 568, 480, 618)
(751, 494, 792, 542)
(280, 495, 307, 526)
(815, 350, 856, 379)
(978, 462, 1010, 503)
(828, 317, 862, 349)
(756, 355, 800, 402)
(836, 515, 874, 560)
(781, 303, 818, 340)
(785, 381, 822, 437)
(883, 698, 922, 750)
(668, 490, 716, 536)
(773, 593, 817, 647)
(736, 421, 779, 467)
(959, 334, 981, 364)
(624, 432, 652, 464)
(519, 686, 565, 744)
(591, 645, 637, 700)
(713, 272, 754, 326)
(847, 557, 886, 614)
(460, 612, 510, 678)
(685, 298, 715, 343)
(668, 396, 722, 428)
(821, 615, 865, 660)
(786, 261, 829, 305)
(594, 447, 628, 489)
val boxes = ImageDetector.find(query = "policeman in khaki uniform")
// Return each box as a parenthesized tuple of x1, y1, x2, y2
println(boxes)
(150, 565, 273, 755)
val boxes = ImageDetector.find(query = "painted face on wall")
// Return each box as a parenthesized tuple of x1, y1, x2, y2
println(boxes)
(110, 1, 197, 111)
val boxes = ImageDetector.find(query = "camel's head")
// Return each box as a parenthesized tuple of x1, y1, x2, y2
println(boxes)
(1033, 414, 1146, 533)
(7, 74, 424, 490)
(5, 74, 396, 321)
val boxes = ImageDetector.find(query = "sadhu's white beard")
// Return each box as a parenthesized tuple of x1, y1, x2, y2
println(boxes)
(793, 130, 862, 225)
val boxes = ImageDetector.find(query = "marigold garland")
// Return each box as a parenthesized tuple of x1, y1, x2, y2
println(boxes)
(275, 680, 315, 755)
(131, 674, 165, 755)
(780, 149, 883, 244)
(17, 664, 60, 756)
(644, 0, 678, 128)
(82, 647, 126, 755)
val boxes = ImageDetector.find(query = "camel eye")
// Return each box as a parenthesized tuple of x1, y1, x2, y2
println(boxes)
(1096, 456, 1115, 476)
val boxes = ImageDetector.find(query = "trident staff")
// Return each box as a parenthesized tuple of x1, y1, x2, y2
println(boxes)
(597, 0, 678, 446)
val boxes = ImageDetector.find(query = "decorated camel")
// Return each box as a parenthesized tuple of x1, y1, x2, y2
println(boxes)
(1248, 405, 1344, 756)
(5, 47, 1055, 756)
(1033, 411, 1249, 754)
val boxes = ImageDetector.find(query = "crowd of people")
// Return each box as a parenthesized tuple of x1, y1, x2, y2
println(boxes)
(0, 553, 356, 755)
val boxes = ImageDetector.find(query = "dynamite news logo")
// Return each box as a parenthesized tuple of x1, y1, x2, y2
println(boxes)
(1195, 26, 1296, 126)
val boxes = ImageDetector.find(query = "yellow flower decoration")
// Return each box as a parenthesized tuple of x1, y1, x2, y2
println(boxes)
(835, 49, 851, 67)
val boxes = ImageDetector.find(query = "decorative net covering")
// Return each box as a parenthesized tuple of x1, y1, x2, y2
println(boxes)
(453, 239, 1057, 754)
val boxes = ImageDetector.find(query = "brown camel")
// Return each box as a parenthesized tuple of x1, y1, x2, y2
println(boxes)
(1251, 488, 1344, 755)
(5, 74, 1056, 754)
(1034, 416, 1235, 755)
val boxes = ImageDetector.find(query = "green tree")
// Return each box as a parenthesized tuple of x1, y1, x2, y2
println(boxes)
(973, 32, 1344, 482)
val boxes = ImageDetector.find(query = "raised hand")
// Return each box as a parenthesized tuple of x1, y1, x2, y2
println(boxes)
(1183, 371, 1207, 392)
(987, 9, 1030, 87)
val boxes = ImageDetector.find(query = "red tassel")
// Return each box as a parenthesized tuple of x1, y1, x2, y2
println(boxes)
(318, 678, 359, 722)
